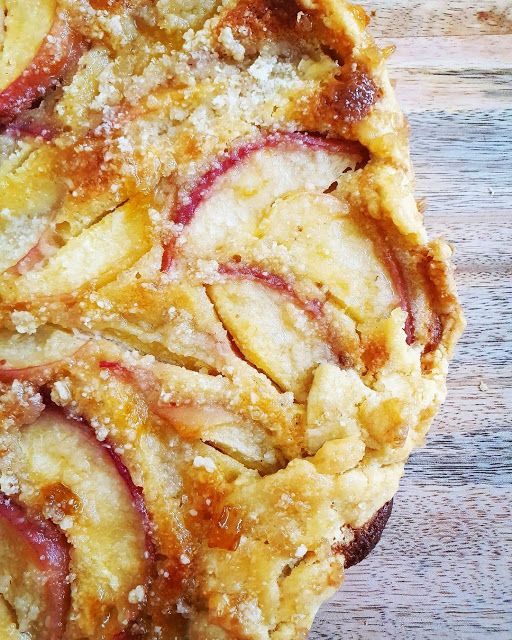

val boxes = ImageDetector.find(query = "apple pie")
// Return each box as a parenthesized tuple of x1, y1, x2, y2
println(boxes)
(0, 1, 464, 638)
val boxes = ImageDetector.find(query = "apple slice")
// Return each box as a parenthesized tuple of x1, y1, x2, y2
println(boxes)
(0, 1, 83, 122)
(209, 274, 336, 401)
(7, 409, 152, 639)
(3, 195, 153, 301)
(206, 184, 419, 398)
(0, 326, 88, 383)
(0, 492, 70, 640)
(257, 191, 401, 324)
(98, 360, 280, 471)
(95, 252, 239, 374)
(152, 400, 280, 471)
(0, 145, 64, 274)
(162, 132, 366, 269)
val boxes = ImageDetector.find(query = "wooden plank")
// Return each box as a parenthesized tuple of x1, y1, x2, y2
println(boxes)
(358, 1, 512, 37)
(391, 70, 512, 113)
(384, 36, 512, 113)
(315, 483, 512, 639)
(410, 110, 512, 217)
(387, 35, 512, 70)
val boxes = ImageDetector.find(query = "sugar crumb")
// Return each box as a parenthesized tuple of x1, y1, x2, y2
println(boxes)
(193, 455, 216, 473)
(128, 585, 146, 604)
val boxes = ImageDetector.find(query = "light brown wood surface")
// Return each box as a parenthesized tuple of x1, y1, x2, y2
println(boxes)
(310, 2, 512, 638)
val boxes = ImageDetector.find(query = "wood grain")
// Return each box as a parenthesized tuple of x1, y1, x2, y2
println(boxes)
(358, 1, 512, 37)
(310, 2, 512, 638)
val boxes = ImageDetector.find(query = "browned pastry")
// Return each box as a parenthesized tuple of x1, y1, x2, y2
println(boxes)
(335, 500, 393, 569)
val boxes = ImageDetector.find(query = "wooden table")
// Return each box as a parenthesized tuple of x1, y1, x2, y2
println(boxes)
(310, 2, 512, 638)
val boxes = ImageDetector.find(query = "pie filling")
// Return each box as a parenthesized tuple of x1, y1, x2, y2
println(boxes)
(0, 1, 464, 639)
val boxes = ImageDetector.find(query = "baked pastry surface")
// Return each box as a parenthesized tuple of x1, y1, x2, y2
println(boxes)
(0, 1, 464, 638)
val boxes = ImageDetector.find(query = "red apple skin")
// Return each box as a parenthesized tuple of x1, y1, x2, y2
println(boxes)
(218, 262, 324, 320)
(160, 132, 367, 271)
(8, 229, 61, 276)
(3, 113, 59, 141)
(0, 341, 89, 386)
(49, 406, 156, 567)
(0, 20, 84, 123)
(98, 360, 133, 381)
(0, 492, 70, 640)
(378, 247, 415, 345)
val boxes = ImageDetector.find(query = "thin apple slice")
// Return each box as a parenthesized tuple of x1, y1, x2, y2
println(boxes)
(0, 326, 88, 383)
(163, 132, 365, 269)
(209, 276, 336, 401)
(0, 492, 70, 640)
(0, 2, 83, 122)
(5, 195, 152, 300)
(0, 146, 64, 274)
(98, 360, 280, 471)
(257, 191, 400, 324)
(0, 1, 55, 93)
(95, 250, 238, 374)
(9, 409, 152, 639)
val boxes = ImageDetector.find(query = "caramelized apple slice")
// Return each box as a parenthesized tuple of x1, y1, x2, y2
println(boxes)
(0, 492, 70, 640)
(0, 146, 63, 274)
(209, 276, 336, 401)
(0, 327, 87, 383)
(98, 360, 280, 471)
(4, 195, 152, 300)
(207, 183, 418, 398)
(258, 191, 399, 323)
(12, 410, 152, 639)
(165, 132, 365, 267)
(0, 1, 82, 121)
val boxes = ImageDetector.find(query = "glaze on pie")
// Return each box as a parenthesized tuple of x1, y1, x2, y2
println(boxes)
(0, 1, 464, 638)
